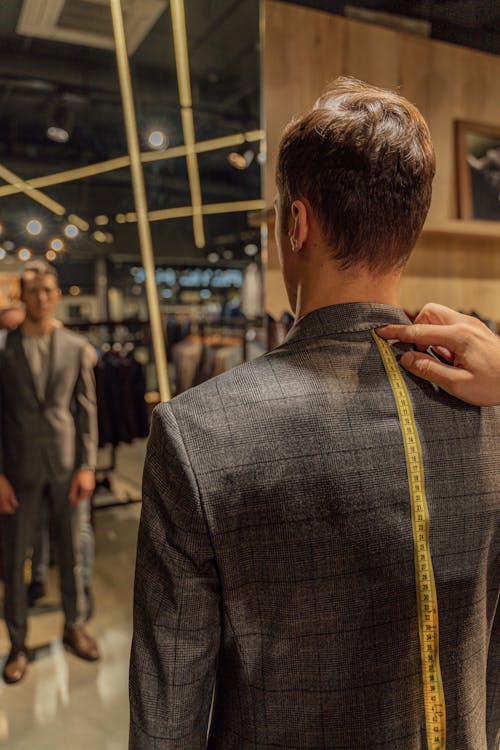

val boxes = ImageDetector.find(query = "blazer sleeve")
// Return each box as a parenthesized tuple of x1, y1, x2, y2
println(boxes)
(129, 403, 221, 750)
(74, 342, 98, 471)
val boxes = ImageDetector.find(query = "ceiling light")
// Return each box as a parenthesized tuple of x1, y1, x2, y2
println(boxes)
(4, 240, 15, 251)
(228, 149, 254, 170)
(26, 219, 43, 236)
(104, 232, 114, 243)
(64, 224, 79, 239)
(50, 238, 64, 252)
(69, 285, 81, 296)
(46, 103, 73, 145)
(45, 249, 57, 261)
(68, 214, 89, 231)
(115, 213, 126, 224)
(0, 248, 6, 260)
(244, 243, 259, 256)
(18, 248, 32, 261)
(95, 215, 109, 226)
(148, 130, 168, 150)
(92, 230, 107, 243)
(200, 289, 212, 299)
(207, 252, 219, 263)
(47, 126, 69, 143)
(222, 249, 234, 260)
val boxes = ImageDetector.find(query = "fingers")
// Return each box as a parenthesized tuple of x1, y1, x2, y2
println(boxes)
(399, 351, 473, 396)
(0, 492, 19, 514)
(69, 485, 92, 506)
(433, 345, 454, 362)
(68, 482, 79, 506)
(376, 323, 465, 353)
(413, 303, 467, 326)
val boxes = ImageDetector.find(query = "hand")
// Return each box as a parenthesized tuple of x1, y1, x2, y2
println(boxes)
(68, 469, 96, 506)
(377, 303, 500, 407)
(0, 474, 19, 514)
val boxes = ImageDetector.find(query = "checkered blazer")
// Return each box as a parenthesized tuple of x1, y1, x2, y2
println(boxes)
(129, 303, 500, 750)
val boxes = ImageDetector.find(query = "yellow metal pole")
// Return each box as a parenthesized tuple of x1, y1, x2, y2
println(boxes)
(109, 0, 171, 401)
(0, 163, 66, 215)
(0, 131, 265, 199)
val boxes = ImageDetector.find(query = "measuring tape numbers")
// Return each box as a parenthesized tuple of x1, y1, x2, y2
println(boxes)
(371, 330, 446, 750)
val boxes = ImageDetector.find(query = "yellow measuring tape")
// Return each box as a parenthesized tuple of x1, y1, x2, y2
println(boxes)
(371, 330, 446, 750)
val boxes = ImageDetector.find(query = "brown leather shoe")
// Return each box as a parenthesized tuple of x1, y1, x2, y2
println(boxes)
(3, 646, 29, 684)
(62, 626, 100, 662)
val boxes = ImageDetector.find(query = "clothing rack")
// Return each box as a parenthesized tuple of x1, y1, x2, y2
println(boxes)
(68, 320, 149, 509)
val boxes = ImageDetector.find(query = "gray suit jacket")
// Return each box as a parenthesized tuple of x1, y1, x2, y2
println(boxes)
(130, 303, 499, 750)
(0, 327, 97, 488)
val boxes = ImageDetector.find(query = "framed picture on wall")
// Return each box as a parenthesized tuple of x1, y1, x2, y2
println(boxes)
(455, 121, 500, 221)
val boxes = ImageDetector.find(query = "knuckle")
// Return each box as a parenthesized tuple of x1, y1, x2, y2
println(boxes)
(416, 357, 433, 377)
(410, 323, 423, 339)
(455, 324, 472, 346)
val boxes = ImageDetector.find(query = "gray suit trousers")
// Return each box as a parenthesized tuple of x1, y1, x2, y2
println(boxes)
(1, 481, 88, 646)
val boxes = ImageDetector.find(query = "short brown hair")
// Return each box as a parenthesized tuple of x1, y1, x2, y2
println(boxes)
(276, 77, 436, 272)
(20, 259, 59, 294)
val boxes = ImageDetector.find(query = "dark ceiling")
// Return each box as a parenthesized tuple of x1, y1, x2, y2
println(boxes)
(287, 1, 500, 56)
(0, 0, 262, 271)
(0, 0, 498, 280)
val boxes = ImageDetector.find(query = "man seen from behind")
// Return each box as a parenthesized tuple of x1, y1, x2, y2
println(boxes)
(130, 78, 499, 749)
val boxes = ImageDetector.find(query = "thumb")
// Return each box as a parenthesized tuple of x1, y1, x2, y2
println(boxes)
(400, 352, 472, 396)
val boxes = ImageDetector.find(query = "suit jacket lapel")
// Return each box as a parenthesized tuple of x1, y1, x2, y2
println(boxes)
(10, 329, 42, 405)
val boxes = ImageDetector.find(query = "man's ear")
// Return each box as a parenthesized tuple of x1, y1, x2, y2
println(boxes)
(289, 200, 309, 253)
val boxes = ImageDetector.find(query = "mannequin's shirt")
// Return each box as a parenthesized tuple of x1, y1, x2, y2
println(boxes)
(22, 332, 52, 401)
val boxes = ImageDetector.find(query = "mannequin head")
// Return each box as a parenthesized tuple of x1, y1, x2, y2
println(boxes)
(20, 260, 61, 324)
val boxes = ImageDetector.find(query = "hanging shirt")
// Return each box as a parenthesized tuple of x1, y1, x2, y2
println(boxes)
(22, 333, 52, 402)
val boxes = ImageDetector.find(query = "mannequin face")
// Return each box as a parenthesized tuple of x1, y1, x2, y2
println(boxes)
(21, 271, 61, 323)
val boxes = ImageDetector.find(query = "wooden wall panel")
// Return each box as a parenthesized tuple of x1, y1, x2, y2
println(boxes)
(263, 0, 500, 321)
(343, 20, 400, 89)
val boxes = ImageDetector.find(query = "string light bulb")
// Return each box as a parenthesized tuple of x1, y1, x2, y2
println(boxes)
(50, 238, 64, 252)
(148, 130, 168, 150)
(18, 248, 32, 261)
(64, 224, 79, 239)
(27, 219, 43, 236)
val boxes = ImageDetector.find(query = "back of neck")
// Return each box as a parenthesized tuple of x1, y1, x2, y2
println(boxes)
(295, 267, 401, 320)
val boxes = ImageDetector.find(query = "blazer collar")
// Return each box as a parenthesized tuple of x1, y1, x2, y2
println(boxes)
(284, 302, 411, 346)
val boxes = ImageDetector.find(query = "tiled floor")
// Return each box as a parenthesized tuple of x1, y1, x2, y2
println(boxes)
(0, 441, 146, 749)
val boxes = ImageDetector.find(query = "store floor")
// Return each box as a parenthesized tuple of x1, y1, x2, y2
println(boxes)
(0, 441, 147, 750)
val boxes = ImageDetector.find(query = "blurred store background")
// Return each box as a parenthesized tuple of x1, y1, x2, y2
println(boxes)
(0, 0, 498, 747)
